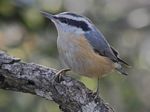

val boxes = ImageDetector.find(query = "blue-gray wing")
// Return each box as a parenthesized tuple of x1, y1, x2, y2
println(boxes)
(84, 28, 130, 75)
(84, 28, 118, 62)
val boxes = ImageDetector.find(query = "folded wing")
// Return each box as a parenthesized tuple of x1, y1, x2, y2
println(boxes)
(84, 27, 129, 75)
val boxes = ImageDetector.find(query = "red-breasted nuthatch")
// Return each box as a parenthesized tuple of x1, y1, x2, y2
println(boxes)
(41, 11, 129, 95)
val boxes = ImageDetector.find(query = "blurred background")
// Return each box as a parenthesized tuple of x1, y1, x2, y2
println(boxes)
(0, 0, 150, 112)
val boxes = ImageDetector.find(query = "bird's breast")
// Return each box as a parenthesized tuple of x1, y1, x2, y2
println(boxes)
(57, 33, 114, 78)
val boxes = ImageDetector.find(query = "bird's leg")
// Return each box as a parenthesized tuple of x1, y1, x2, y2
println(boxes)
(55, 68, 71, 82)
(92, 77, 100, 99)
(96, 77, 100, 96)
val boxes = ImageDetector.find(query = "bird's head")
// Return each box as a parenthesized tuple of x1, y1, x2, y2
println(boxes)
(41, 11, 93, 34)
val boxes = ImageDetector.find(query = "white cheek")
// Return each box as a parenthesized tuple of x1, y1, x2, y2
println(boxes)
(58, 23, 85, 34)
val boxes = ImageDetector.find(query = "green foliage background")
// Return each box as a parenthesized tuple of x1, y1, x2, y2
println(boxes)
(0, 0, 150, 112)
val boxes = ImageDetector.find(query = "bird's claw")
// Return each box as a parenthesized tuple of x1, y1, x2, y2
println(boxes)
(88, 90, 100, 101)
(55, 68, 70, 83)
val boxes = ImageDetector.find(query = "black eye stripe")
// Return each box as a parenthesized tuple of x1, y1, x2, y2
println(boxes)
(55, 17, 91, 31)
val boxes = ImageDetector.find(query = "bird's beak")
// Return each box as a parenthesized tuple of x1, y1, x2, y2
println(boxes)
(40, 11, 56, 21)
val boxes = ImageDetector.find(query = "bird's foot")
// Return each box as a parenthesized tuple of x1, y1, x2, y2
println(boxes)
(89, 89, 100, 101)
(55, 68, 71, 82)
(93, 90, 100, 100)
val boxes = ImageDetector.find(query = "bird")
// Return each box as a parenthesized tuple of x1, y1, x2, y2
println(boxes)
(41, 11, 130, 96)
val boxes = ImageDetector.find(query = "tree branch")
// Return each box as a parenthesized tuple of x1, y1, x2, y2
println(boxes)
(0, 51, 114, 112)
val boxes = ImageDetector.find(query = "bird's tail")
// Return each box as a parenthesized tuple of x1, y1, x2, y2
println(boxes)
(111, 47, 131, 68)
(115, 66, 128, 75)
(117, 57, 131, 68)
(114, 62, 128, 75)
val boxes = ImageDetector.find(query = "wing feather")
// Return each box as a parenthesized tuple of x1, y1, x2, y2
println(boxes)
(110, 47, 130, 66)
(84, 28, 118, 62)
(84, 27, 130, 75)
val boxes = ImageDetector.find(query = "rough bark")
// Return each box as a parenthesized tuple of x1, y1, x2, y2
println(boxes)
(0, 51, 114, 112)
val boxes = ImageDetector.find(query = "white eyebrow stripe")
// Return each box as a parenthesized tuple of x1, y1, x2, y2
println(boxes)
(55, 13, 93, 29)
(56, 14, 84, 21)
